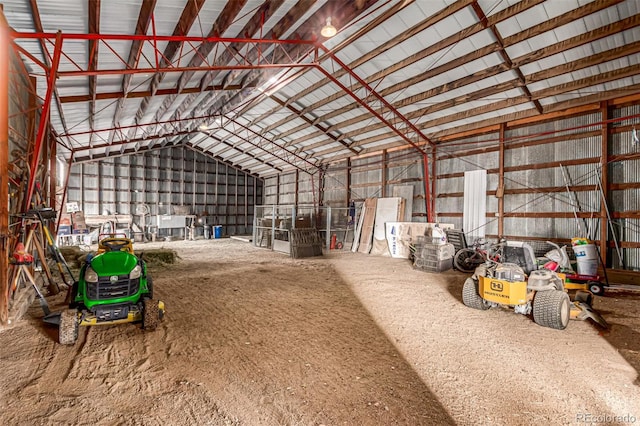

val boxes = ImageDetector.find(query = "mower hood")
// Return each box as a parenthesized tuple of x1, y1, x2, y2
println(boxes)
(90, 251, 140, 276)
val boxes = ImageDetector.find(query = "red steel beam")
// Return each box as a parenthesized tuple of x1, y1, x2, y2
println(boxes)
(12, 31, 319, 46)
(224, 116, 321, 172)
(110, 0, 156, 144)
(59, 82, 256, 103)
(0, 5, 10, 325)
(60, 108, 263, 138)
(88, 0, 100, 148)
(57, 62, 315, 77)
(24, 31, 63, 212)
(312, 51, 434, 219)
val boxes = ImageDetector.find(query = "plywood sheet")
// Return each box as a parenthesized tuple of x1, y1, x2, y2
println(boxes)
(357, 198, 377, 254)
(392, 185, 414, 222)
(351, 205, 366, 253)
(370, 197, 403, 256)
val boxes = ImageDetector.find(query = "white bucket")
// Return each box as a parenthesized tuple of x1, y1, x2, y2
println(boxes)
(572, 244, 598, 261)
(576, 259, 598, 276)
(431, 226, 447, 245)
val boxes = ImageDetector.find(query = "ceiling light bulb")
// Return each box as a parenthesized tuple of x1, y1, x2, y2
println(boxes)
(321, 17, 337, 38)
(199, 124, 209, 131)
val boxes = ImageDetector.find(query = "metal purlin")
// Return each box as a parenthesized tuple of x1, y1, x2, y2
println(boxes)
(11, 31, 437, 222)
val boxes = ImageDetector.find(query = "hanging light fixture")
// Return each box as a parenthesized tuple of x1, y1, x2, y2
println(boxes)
(321, 17, 337, 38)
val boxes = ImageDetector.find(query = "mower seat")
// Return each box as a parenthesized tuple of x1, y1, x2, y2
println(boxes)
(502, 241, 537, 275)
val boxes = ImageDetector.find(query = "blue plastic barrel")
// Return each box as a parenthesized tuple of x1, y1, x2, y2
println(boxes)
(214, 225, 222, 239)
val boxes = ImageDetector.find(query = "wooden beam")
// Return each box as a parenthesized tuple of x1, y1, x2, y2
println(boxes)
(526, 41, 640, 85)
(600, 101, 610, 265)
(497, 123, 505, 236)
(437, 156, 601, 179)
(512, 13, 640, 68)
(437, 184, 596, 198)
(503, 0, 623, 47)
(0, 5, 10, 325)
(254, 0, 479, 131)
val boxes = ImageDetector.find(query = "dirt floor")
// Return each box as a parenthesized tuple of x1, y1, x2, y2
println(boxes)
(1, 238, 639, 425)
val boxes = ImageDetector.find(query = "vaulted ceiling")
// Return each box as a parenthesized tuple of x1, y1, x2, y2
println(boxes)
(5, 0, 640, 177)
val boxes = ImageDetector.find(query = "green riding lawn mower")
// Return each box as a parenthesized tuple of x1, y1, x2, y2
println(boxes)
(45, 234, 165, 344)
(462, 240, 607, 330)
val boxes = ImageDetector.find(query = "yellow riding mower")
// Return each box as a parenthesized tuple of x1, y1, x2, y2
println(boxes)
(462, 241, 607, 330)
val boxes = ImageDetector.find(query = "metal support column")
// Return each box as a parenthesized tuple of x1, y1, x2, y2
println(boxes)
(24, 31, 63, 212)
(381, 149, 387, 198)
(422, 153, 433, 222)
(600, 101, 611, 266)
(498, 123, 505, 236)
(0, 5, 10, 324)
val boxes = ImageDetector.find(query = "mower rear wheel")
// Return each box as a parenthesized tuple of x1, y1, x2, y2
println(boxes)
(143, 298, 160, 331)
(533, 290, 570, 330)
(462, 278, 489, 311)
(59, 309, 79, 345)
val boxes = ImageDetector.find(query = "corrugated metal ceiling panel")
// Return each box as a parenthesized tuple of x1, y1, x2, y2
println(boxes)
(4, 0, 640, 175)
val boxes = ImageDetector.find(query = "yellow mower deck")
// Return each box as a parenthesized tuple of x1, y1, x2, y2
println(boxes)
(79, 301, 165, 326)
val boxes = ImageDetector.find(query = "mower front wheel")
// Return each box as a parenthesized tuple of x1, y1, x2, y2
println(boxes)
(533, 290, 570, 330)
(462, 277, 489, 311)
(59, 309, 79, 345)
(588, 282, 605, 296)
(143, 298, 160, 331)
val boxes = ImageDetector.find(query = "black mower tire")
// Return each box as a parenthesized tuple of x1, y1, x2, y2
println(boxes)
(462, 277, 489, 310)
(146, 275, 154, 300)
(59, 309, 79, 345)
(533, 290, 570, 330)
(143, 298, 160, 331)
(454, 249, 481, 273)
(588, 282, 604, 296)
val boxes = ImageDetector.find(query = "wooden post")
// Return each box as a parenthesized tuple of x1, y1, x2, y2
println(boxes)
(600, 101, 609, 265)
(294, 169, 299, 207)
(498, 123, 505, 237)
(431, 148, 437, 222)
(381, 149, 387, 198)
(0, 5, 11, 324)
(345, 158, 351, 206)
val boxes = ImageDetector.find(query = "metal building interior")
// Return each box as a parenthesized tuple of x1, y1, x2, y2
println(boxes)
(1, 0, 640, 424)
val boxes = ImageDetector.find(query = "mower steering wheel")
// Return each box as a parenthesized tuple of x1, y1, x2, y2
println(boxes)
(102, 239, 128, 252)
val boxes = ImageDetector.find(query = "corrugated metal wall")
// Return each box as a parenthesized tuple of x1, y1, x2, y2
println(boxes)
(610, 104, 640, 269)
(436, 133, 499, 232)
(261, 102, 640, 270)
(67, 146, 262, 235)
(324, 160, 348, 207)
